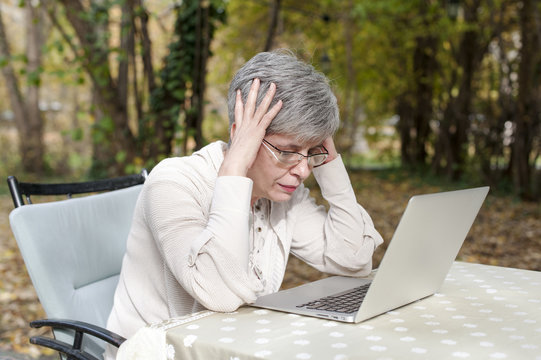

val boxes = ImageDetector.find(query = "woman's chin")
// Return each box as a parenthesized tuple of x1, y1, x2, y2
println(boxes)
(267, 190, 295, 203)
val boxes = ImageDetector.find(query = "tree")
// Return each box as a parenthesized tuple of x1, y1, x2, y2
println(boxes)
(0, 2, 47, 174)
(146, 0, 225, 157)
(396, 1, 439, 168)
(432, 0, 491, 179)
(185, 0, 226, 152)
(212, 0, 540, 199)
(513, 0, 541, 200)
(52, 0, 138, 177)
(48, 0, 225, 177)
(264, 0, 282, 51)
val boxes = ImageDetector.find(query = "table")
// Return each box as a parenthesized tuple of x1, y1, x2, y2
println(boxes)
(117, 262, 541, 359)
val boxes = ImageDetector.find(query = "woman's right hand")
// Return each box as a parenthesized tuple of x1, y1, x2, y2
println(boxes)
(219, 78, 282, 177)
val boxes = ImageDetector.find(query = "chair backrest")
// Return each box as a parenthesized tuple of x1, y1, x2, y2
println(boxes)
(7, 171, 146, 358)
(7, 170, 147, 208)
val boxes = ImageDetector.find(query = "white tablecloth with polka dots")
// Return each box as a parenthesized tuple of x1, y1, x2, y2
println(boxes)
(117, 262, 541, 360)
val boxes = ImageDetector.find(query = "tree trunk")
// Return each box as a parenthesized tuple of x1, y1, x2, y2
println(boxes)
(264, 0, 281, 51)
(0, 4, 45, 174)
(411, 34, 438, 165)
(185, 0, 214, 152)
(24, 2, 46, 174)
(133, 0, 155, 132)
(339, 0, 362, 163)
(433, 0, 485, 179)
(397, 31, 438, 168)
(132, 0, 176, 162)
(513, 0, 540, 200)
(396, 94, 415, 166)
(58, 0, 137, 177)
(187, 1, 208, 151)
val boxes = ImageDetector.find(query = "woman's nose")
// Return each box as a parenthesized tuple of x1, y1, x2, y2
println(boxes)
(290, 157, 311, 180)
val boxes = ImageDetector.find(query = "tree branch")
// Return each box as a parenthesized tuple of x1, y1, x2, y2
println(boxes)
(134, 0, 156, 94)
(263, 0, 281, 51)
(45, 4, 80, 61)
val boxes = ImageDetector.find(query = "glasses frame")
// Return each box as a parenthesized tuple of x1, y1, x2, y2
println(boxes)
(261, 139, 329, 167)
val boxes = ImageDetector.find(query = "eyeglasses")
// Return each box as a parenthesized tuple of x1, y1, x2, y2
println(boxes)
(262, 139, 329, 167)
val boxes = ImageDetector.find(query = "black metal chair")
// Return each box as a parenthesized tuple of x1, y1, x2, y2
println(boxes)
(7, 169, 147, 360)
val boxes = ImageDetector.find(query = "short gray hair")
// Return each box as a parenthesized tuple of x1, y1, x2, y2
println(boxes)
(227, 50, 339, 145)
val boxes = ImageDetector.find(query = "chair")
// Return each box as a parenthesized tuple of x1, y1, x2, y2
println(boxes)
(7, 169, 148, 360)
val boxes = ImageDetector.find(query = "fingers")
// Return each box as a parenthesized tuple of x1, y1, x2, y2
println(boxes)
(243, 78, 260, 119)
(253, 82, 277, 121)
(321, 136, 338, 163)
(236, 78, 279, 128)
(234, 89, 244, 127)
(260, 99, 282, 128)
(224, 79, 281, 176)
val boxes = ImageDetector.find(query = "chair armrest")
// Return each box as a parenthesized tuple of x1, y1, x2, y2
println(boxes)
(30, 318, 126, 347)
(30, 336, 100, 360)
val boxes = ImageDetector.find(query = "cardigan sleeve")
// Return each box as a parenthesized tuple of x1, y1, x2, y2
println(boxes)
(288, 155, 384, 277)
(142, 171, 262, 312)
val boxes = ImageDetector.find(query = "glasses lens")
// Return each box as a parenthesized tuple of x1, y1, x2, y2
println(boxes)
(278, 152, 303, 164)
(308, 146, 326, 155)
(308, 154, 328, 167)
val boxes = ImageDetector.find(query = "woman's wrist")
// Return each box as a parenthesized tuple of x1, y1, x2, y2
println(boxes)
(219, 157, 248, 177)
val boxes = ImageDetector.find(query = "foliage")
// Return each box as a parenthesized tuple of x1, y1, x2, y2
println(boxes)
(146, 0, 226, 161)
(209, 0, 540, 200)
(1, 0, 540, 199)
(2, 0, 226, 178)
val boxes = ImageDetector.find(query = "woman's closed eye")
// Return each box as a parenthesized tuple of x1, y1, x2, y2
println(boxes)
(262, 139, 328, 167)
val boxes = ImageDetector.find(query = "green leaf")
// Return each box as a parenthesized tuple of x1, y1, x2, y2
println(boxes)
(115, 150, 127, 164)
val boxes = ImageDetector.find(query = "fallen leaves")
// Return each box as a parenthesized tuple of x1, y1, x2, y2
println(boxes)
(0, 195, 55, 358)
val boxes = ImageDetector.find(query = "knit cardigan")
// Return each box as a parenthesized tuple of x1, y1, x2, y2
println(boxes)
(106, 141, 383, 340)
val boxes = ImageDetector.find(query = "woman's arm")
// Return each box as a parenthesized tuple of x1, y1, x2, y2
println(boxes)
(142, 170, 260, 312)
(289, 153, 384, 277)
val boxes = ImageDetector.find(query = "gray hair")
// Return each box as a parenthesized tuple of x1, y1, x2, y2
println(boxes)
(227, 50, 339, 145)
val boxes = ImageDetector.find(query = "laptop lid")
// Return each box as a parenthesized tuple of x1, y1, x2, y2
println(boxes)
(252, 186, 489, 323)
(354, 186, 489, 322)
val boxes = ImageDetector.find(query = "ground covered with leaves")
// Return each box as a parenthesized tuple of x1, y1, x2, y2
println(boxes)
(1, 169, 540, 358)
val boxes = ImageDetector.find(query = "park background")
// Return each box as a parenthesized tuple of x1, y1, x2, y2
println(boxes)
(0, 0, 540, 358)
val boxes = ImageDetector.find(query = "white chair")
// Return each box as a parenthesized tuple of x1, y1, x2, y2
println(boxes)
(7, 170, 146, 360)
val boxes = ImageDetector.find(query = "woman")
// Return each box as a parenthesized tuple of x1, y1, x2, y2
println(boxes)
(106, 50, 383, 343)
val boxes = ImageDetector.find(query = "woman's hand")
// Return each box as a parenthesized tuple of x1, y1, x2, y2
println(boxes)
(320, 136, 338, 165)
(219, 78, 282, 177)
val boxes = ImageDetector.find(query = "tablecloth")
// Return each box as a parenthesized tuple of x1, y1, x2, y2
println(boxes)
(117, 262, 541, 359)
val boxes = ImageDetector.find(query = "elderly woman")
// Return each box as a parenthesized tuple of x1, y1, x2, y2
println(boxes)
(106, 50, 383, 343)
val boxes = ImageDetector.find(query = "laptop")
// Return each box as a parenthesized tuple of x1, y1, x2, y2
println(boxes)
(251, 186, 489, 323)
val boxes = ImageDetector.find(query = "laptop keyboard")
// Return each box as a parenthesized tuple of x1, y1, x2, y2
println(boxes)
(296, 283, 371, 314)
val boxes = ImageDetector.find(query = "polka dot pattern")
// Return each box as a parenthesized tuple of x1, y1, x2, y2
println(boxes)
(137, 262, 541, 360)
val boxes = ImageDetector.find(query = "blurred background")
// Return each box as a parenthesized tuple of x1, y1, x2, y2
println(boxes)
(0, 0, 539, 358)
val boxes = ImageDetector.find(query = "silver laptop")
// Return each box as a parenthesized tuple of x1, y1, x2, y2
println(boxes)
(252, 186, 489, 323)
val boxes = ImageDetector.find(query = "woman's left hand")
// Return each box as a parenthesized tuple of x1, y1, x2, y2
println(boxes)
(320, 136, 338, 165)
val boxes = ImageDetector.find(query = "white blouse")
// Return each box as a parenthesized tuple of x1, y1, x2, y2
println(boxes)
(106, 141, 383, 343)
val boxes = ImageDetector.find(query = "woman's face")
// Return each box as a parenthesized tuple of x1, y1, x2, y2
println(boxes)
(247, 133, 321, 205)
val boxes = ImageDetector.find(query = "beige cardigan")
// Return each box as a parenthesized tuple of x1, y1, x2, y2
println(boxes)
(106, 141, 383, 340)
